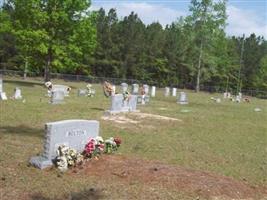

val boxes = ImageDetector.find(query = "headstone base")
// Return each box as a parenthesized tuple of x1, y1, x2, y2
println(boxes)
(0, 92, 8, 100)
(178, 101, 188, 105)
(104, 109, 140, 115)
(29, 156, 53, 169)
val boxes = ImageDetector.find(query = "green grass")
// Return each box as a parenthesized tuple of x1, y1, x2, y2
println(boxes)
(0, 78, 266, 199)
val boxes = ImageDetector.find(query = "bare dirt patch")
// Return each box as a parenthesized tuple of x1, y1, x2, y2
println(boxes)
(101, 115, 139, 124)
(130, 112, 182, 122)
(72, 155, 267, 200)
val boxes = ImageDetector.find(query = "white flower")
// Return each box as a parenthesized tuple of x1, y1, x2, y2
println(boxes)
(87, 84, 92, 89)
(95, 136, 104, 144)
(57, 156, 68, 172)
(45, 81, 52, 88)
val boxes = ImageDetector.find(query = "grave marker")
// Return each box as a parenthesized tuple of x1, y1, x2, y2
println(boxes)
(106, 94, 137, 114)
(14, 87, 22, 99)
(164, 87, 170, 97)
(121, 83, 128, 93)
(51, 90, 65, 104)
(172, 88, 177, 97)
(151, 86, 156, 97)
(178, 92, 188, 104)
(132, 84, 139, 94)
(0, 75, 7, 100)
(30, 120, 99, 169)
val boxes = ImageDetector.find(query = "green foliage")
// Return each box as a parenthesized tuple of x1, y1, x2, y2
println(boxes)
(0, 1, 266, 90)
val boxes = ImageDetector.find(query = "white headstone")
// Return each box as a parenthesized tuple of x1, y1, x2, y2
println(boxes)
(172, 88, 177, 97)
(0, 75, 2, 93)
(121, 83, 128, 93)
(0, 92, 7, 100)
(112, 85, 116, 95)
(30, 120, 99, 169)
(178, 92, 188, 104)
(132, 84, 139, 94)
(223, 92, 227, 99)
(143, 85, 149, 95)
(164, 87, 170, 97)
(51, 90, 65, 104)
(14, 87, 22, 99)
(106, 94, 138, 114)
(78, 89, 87, 96)
(53, 85, 70, 97)
(151, 86, 156, 97)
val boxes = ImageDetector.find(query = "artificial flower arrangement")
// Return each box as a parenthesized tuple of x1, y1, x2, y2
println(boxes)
(86, 84, 95, 97)
(55, 136, 122, 171)
(122, 91, 131, 101)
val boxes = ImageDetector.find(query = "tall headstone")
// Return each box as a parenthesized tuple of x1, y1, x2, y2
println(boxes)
(143, 84, 149, 95)
(121, 83, 128, 93)
(0, 75, 2, 93)
(51, 90, 65, 104)
(164, 87, 170, 97)
(14, 87, 22, 99)
(0, 75, 7, 100)
(172, 88, 177, 97)
(177, 92, 188, 104)
(151, 86, 156, 97)
(132, 84, 139, 94)
(112, 85, 116, 95)
(30, 120, 99, 169)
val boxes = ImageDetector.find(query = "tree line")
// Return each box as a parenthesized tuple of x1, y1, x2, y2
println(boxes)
(0, 0, 266, 92)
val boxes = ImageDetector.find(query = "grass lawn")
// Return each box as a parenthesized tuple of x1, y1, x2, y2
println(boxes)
(0, 78, 266, 200)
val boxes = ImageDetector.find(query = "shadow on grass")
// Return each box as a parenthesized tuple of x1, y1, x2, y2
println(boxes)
(0, 125, 43, 138)
(31, 188, 104, 200)
(5, 79, 43, 87)
(90, 107, 105, 111)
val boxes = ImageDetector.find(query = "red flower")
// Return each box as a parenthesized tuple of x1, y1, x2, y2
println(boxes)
(84, 139, 96, 154)
(114, 138, 122, 146)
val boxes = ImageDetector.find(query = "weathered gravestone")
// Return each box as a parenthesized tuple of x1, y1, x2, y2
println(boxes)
(121, 83, 128, 93)
(164, 87, 170, 97)
(106, 94, 137, 114)
(177, 92, 188, 104)
(30, 120, 99, 169)
(77, 89, 87, 96)
(172, 88, 177, 97)
(151, 86, 156, 97)
(132, 84, 139, 94)
(0, 75, 7, 100)
(51, 90, 65, 104)
(14, 87, 22, 99)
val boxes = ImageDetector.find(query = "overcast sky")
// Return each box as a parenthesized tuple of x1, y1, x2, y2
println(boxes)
(91, 0, 267, 38)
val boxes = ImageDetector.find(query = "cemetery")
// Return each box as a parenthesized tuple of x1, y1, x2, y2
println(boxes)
(0, 77, 266, 200)
(0, 0, 266, 199)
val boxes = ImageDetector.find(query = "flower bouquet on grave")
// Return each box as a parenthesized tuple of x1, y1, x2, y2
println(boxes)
(103, 81, 114, 97)
(86, 84, 95, 97)
(122, 91, 131, 101)
(55, 145, 83, 171)
(83, 136, 105, 160)
(104, 137, 122, 154)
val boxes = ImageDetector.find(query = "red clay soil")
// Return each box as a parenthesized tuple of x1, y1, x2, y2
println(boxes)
(72, 155, 267, 200)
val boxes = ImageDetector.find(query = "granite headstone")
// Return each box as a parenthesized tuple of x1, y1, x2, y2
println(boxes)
(30, 120, 99, 169)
